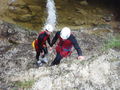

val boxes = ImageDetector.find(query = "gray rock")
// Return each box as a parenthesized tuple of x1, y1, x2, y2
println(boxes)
(0, 21, 120, 90)
(80, 0, 88, 6)
(102, 14, 114, 22)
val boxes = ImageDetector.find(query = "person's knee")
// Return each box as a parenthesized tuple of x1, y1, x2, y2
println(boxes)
(51, 60, 60, 66)
(51, 54, 63, 66)
(57, 53, 63, 60)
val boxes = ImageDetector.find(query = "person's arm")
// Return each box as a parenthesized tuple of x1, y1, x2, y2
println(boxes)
(71, 35, 82, 56)
(51, 32, 59, 46)
(71, 35, 85, 60)
(47, 36, 51, 47)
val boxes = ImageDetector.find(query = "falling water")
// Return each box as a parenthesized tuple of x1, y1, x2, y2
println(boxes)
(8, 0, 16, 5)
(44, 0, 57, 29)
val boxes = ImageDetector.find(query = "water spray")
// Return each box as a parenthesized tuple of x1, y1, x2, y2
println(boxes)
(44, 0, 57, 29)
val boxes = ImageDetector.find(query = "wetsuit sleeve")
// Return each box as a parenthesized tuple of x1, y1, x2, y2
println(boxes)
(51, 32, 59, 46)
(71, 35, 82, 56)
(47, 37, 52, 47)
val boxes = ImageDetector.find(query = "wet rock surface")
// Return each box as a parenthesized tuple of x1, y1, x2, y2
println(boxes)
(0, 0, 120, 89)
(0, 0, 120, 30)
(0, 21, 120, 90)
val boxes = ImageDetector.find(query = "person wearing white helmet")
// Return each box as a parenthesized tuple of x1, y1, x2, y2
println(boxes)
(60, 27, 71, 39)
(50, 27, 85, 66)
(44, 24, 54, 32)
(34, 24, 53, 67)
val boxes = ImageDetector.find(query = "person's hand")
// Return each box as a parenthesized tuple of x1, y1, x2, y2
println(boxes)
(49, 47, 53, 53)
(41, 51, 44, 56)
(49, 47, 53, 51)
(77, 56, 85, 60)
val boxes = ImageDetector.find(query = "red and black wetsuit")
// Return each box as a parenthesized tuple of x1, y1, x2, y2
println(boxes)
(51, 31, 82, 65)
(35, 31, 51, 60)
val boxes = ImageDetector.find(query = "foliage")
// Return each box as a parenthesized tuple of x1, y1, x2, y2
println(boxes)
(103, 36, 120, 50)
(14, 80, 35, 89)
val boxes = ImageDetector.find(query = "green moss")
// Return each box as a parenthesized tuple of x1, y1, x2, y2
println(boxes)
(110, 58, 120, 62)
(14, 80, 35, 89)
(103, 36, 120, 50)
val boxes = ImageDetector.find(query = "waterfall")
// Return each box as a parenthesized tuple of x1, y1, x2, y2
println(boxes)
(44, 0, 57, 29)
(8, 0, 16, 5)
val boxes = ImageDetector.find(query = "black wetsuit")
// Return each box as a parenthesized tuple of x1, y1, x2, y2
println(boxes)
(51, 31, 82, 66)
(35, 31, 51, 60)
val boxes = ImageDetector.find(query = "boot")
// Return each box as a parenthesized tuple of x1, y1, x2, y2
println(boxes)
(41, 57, 48, 63)
(36, 60, 43, 67)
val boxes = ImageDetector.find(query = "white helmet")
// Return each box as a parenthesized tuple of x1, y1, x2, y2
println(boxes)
(44, 24, 53, 32)
(60, 27, 71, 39)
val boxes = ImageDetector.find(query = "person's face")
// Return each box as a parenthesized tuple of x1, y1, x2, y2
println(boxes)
(62, 38, 66, 41)
(61, 37, 67, 41)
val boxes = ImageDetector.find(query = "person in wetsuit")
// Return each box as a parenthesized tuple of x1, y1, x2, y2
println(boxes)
(50, 27, 85, 66)
(34, 24, 53, 66)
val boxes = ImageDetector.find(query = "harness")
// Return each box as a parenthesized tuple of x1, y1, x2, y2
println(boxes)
(56, 35, 73, 57)
(39, 31, 49, 46)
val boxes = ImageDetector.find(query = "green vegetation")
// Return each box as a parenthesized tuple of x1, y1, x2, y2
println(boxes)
(14, 80, 35, 89)
(103, 36, 120, 50)
(110, 58, 120, 62)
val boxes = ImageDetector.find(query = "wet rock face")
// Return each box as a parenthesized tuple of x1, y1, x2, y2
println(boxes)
(8, 1, 42, 21)
(0, 21, 14, 37)
(0, 21, 38, 89)
(0, 20, 120, 90)
(0, 21, 37, 69)
(0, 21, 37, 44)
(0, 0, 119, 30)
(31, 49, 120, 90)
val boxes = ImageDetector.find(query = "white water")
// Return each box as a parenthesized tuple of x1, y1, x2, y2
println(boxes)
(8, 0, 16, 5)
(44, 0, 57, 29)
